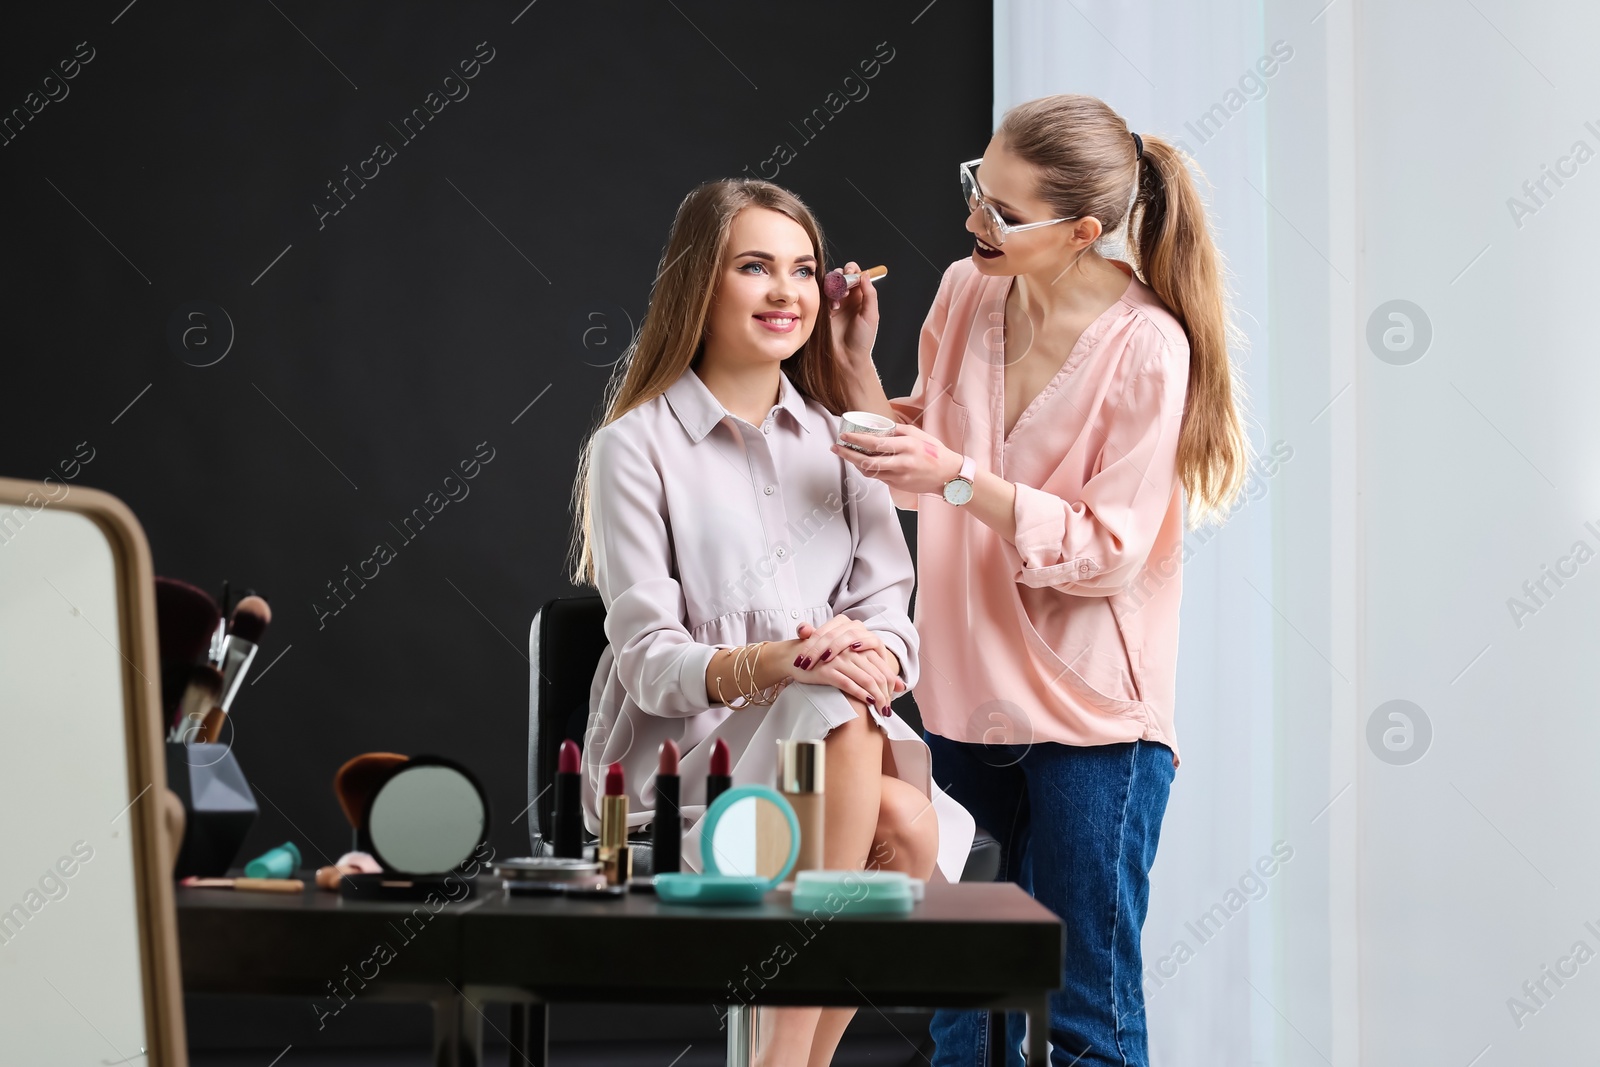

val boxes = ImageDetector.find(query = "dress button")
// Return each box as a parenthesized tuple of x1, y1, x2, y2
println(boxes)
(776, 547, 786, 558)
(764, 485, 774, 495)
(1079, 561, 1092, 575)
(790, 609, 800, 619)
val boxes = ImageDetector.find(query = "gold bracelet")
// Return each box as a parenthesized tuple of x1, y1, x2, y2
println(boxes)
(745, 641, 792, 707)
(716, 641, 791, 709)
(734, 641, 762, 705)
(715, 646, 751, 709)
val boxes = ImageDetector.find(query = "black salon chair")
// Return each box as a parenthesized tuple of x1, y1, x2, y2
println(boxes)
(527, 594, 1001, 881)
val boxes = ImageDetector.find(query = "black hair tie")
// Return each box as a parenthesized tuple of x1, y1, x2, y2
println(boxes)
(1131, 131, 1144, 160)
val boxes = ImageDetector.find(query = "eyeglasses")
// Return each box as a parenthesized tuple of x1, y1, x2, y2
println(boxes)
(960, 158, 1079, 245)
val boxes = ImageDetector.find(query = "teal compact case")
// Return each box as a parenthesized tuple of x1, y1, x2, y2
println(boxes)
(792, 869, 918, 915)
(654, 784, 800, 905)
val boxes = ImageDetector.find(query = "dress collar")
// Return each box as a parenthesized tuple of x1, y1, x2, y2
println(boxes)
(664, 364, 812, 443)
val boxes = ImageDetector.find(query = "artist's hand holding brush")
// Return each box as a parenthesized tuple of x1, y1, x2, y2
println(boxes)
(826, 260, 900, 422)
(827, 259, 883, 367)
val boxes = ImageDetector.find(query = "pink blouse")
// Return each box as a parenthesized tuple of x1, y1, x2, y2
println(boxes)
(889, 258, 1191, 763)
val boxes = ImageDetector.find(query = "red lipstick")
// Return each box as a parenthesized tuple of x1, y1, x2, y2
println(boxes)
(652, 740, 682, 876)
(552, 738, 582, 859)
(707, 737, 732, 807)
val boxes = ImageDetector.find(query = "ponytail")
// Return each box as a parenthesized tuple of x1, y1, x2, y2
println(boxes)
(1130, 134, 1249, 526)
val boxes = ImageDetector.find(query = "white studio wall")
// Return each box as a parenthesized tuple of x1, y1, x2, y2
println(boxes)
(997, 0, 1600, 1063)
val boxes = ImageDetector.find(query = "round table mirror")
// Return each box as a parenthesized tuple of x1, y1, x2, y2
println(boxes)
(363, 757, 488, 876)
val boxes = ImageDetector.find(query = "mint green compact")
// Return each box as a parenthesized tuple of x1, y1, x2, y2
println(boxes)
(791, 869, 916, 915)
(654, 785, 799, 906)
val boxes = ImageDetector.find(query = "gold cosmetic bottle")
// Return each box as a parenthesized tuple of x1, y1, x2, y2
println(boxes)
(778, 739, 825, 872)
(599, 763, 632, 885)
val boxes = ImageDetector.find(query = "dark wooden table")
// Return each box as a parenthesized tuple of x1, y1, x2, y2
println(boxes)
(178, 877, 1062, 1066)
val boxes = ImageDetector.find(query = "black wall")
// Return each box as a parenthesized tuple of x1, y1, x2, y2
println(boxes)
(3, 0, 991, 889)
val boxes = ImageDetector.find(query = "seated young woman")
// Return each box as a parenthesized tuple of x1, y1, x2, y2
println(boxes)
(568, 178, 975, 1066)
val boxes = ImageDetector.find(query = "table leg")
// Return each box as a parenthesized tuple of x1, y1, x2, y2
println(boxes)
(1023, 993, 1049, 1067)
(506, 1002, 548, 1067)
(725, 1003, 755, 1067)
(432, 993, 484, 1067)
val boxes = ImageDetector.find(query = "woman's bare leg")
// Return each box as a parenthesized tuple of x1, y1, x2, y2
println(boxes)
(757, 696, 883, 1067)
(804, 748, 943, 1066)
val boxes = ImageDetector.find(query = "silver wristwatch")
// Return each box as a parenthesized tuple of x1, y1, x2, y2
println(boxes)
(942, 455, 976, 506)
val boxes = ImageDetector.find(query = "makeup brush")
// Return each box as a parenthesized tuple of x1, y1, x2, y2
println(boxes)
(154, 578, 221, 731)
(174, 667, 224, 744)
(333, 753, 410, 828)
(217, 595, 271, 713)
(552, 739, 583, 859)
(707, 737, 732, 808)
(652, 740, 682, 876)
(823, 264, 888, 302)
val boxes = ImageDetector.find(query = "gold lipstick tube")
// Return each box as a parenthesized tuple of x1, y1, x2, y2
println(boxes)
(599, 793, 631, 885)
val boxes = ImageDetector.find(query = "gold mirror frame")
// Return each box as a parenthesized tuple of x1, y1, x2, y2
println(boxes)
(0, 476, 188, 1065)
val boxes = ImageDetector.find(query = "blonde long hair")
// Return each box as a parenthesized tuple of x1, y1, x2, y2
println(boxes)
(999, 95, 1250, 527)
(567, 180, 854, 587)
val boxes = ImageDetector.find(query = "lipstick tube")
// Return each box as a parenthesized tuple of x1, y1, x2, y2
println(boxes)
(707, 737, 732, 808)
(599, 762, 632, 885)
(653, 741, 682, 875)
(552, 739, 583, 859)
(778, 740, 825, 872)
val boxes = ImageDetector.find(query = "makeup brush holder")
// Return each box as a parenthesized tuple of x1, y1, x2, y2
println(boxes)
(165, 741, 259, 878)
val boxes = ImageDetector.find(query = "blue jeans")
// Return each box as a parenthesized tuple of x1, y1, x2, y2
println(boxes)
(925, 732, 1175, 1067)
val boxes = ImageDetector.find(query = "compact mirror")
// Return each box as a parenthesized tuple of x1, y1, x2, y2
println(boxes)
(656, 785, 799, 905)
(360, 756, 489, 876)
(0, 478, 186, 1064)
(702, 785, 800, 885)
(706, 794, 796, 880)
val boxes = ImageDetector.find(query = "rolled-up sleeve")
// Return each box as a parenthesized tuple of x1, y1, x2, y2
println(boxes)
(831, 460, 921, 689)
(1006, 340, 1188, 594)
(589, 424, 720, 717)
(886, 263, 959, 512)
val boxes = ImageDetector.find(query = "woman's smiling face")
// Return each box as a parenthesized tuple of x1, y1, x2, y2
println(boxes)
(705, 206, 820, 365)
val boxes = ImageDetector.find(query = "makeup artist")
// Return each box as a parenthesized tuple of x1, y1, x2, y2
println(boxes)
(819, 95, 1249, 1067)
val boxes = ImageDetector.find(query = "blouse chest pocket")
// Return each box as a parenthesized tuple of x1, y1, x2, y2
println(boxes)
(923, 390, 971, 456)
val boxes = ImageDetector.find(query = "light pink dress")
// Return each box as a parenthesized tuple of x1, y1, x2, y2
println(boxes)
(579, 364, 976, 881)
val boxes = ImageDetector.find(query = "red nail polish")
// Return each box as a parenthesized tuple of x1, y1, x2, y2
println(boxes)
(820, 650, 832, 663)
(798, 657, 811, 670)
(850, 642, 862, 651)
(793, 656, 804, 668)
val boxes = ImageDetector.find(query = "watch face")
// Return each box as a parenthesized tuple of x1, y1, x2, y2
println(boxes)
(943, 478, 974, 505)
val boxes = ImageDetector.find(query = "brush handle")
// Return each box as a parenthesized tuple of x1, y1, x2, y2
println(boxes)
(233, 878, 304, 893)
(843, 264, 888, 284)
(217, 636, 258, 712)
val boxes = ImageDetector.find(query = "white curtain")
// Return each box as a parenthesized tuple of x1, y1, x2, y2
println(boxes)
(997, 0, 1600, 1063)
